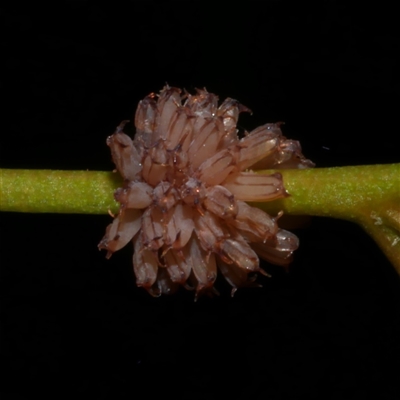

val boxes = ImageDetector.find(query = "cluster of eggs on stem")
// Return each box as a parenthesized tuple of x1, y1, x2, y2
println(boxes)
(99, 86, 314, 298)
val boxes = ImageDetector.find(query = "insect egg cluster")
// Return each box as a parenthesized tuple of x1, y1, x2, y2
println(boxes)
(99, 86, 314, 297)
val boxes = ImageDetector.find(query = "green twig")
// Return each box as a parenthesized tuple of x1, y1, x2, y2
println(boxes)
(256, 164, 400, 274)
(1, 165, 399, 274)
(1, 169, 121, 214)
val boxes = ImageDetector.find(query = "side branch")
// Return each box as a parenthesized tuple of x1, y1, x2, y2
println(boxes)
(256, 164, 400, 274)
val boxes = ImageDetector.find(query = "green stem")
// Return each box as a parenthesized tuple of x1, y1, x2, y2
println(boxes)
(1, 165, 399, 274)
(255, 164, 399, 219)
(256, 164, 400, 274)
(0, 169, 121, 214)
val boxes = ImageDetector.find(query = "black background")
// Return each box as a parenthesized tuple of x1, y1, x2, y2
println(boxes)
(1, 2, 399, 399)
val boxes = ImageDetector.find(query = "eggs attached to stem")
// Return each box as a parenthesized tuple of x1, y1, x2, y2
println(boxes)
(1, 164, 399, 275)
